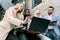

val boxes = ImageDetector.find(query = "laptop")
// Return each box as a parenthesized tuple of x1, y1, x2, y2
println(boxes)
(28, 17, 50, 33)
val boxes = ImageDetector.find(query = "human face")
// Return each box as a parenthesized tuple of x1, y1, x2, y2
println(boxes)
(36, 11, 40, 17)
(48, 8, 54, 15)
(17, 3, 23, 11)
(25, 10, 30, 15)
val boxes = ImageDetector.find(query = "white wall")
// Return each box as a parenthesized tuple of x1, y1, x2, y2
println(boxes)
(31, 0, 60, 17)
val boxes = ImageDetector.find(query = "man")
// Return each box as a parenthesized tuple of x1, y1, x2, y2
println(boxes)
(44, 6, 60, 40)
(0, 2, 29, 40)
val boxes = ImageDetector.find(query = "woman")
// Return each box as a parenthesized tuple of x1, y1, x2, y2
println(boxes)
(23, 9, 31, 28)
(24, 9, 30, 20)
(0, 2, 29, 40)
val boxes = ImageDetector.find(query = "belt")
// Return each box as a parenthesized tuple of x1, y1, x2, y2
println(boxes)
(48, 29, 54, 31)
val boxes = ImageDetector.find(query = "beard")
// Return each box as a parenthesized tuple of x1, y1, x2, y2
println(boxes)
(48, 12, 53, 15)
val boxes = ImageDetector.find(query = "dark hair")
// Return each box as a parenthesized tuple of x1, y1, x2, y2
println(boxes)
(24, 9, 30, 15)
(24, 9, 30, 13)
(49, 6, 54, 10)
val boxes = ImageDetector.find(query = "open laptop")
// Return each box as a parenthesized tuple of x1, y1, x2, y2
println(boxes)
(28, 17, 50, 33)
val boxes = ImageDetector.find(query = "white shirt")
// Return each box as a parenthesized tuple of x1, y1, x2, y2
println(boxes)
(47, 14, 53, 29)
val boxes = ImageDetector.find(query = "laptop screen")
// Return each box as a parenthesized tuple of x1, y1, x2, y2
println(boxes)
(28, 17, 50, 33)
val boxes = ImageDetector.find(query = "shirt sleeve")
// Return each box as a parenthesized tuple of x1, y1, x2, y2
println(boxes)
(6, 7, 23, 27)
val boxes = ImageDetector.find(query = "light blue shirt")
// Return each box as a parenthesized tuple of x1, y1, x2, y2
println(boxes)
(44, 13, 60, 35)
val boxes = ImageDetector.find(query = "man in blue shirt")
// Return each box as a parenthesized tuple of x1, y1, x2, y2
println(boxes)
(44, 6, 60, 40)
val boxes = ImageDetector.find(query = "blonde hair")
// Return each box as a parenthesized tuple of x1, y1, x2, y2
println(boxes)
(14, 1, 25, 9)
(34, 10, 42, 18)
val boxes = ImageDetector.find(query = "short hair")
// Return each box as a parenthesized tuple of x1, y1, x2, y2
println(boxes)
(49, 6, 54, 10)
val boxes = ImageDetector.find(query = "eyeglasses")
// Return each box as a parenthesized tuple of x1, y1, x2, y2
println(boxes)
(36, 13, 40, 14)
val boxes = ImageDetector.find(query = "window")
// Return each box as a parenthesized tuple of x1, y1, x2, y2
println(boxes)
(12, 0, 22, 5)
(34, 0, 42, 6)
(0, 5, 4, 21)
(0, 5, 5, 15)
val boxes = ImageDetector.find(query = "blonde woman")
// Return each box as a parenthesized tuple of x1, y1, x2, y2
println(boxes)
(0, 2, 29, 40)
